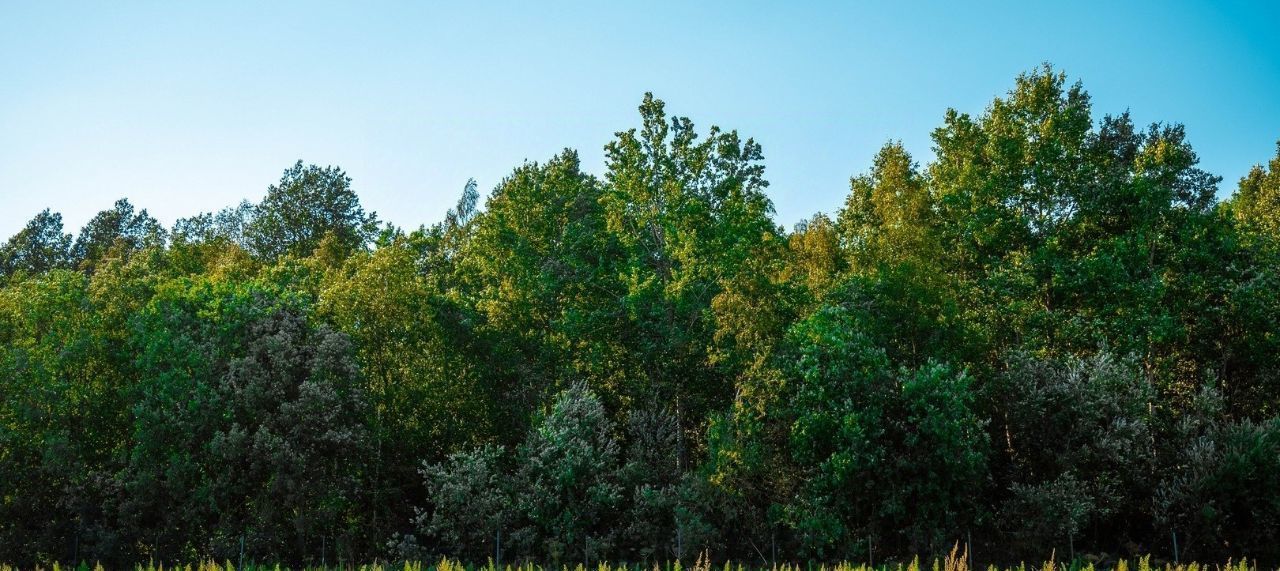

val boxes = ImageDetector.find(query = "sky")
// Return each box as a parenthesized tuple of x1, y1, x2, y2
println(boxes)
(2, 1, 1278, 239)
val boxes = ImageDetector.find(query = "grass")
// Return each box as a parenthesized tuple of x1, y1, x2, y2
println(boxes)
(0, 548, 1263, 571)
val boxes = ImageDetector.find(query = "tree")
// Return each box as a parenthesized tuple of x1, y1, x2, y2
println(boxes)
(837, 142, 936, 272)
(0, 269, 130, 565)
(601, 93, 782, 464)
(212, 308, 370, 562)
(1215, 143, 1280, 415)
(121, 277, 371, 563)
(513, 383, 623, 563)
(617, 406, 685, 560)
(926, 65, 1238, 411)
(416, 445, 512, 560)
(779, 304, 986, 557)
(782, 306, 894, 557)
(457, 151, 627, 423)
(1054, 117, 1223, 386)
(1152, 383, 1280, 561)
(0, 210, 73, 281)
(71, 198, 165, 273)
(996, 351, 1156, 557)
(1229, 141, 1280, 242)
(319, 239, 495, 545)
(785, 213, 846, 303)
(172, 200, 254, 247)
(885, 362, 988, 552)
(245, 161, 378, 260)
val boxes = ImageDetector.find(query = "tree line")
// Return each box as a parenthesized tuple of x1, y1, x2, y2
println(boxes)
(2, 65, 1280, 567)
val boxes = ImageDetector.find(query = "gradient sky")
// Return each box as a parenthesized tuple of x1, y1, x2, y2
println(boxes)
(3, 1, 1278, 239)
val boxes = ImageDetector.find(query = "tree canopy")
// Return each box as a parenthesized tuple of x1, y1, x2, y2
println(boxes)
(3, 65, 1280, 567)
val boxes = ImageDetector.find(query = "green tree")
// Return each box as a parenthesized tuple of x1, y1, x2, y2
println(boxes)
(122, 277, 370, 563)
(784, 213, 846, 303)
(1161, 413, 1280, 559)
(997, 351, 1156, 557)
(927, 64, 1240, 409)
(416, 445, 512, 560)
(601, 93, 782, 464)
(458, 151, 627, 423)
(0, 210, 73, 281)
(245, 161, 378, 260)
(1230, 141, 1280, 241)
(319, 239, 495, 545)
(514, 383, 623, 563)
(837, 142, 937, 272)
(172, 200, 254, 247)
(779, 305, 986, 557)
(404, 179, 480, 299)
(0, 268, 138, 566)
(71, 198, 165, 273)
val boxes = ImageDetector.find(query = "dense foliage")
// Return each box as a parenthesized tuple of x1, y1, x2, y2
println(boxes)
(3, 66, 1280, 567)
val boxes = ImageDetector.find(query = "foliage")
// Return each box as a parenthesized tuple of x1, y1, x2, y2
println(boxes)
(2, 67, 1280, 566)
(416, 445, 512, 561)
(996, 351, 1156, 556)
(513, 383, 624, 563)
(0, 210, 73, 281)
(119, 277, 370, 563)
(71, 198, 166, 273)
(244, 161, 379, 260)
(1230, 141, 1280, 242)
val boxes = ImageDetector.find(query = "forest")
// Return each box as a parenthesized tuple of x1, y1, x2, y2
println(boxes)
(2, 65, 1280, 567)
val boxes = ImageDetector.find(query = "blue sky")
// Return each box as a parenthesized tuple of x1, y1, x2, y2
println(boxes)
(2, 1, 1278, 238)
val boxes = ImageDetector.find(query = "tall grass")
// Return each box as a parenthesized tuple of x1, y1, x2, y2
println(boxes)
(0, 549, 1264, 571)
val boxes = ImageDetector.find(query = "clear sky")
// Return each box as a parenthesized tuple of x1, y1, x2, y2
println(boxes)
(2, 1, 1278, 238)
